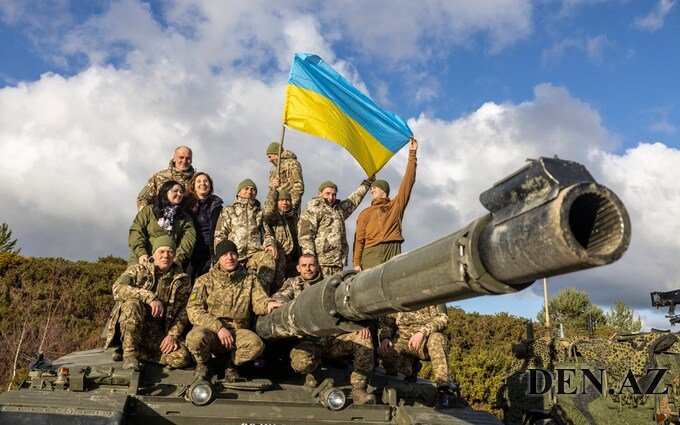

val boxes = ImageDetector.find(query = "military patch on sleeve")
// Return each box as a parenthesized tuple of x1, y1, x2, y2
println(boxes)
(189, 288, 199, 301)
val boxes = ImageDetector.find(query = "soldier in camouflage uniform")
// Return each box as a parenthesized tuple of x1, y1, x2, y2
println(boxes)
(186, 240, 282, 381)
(214, 179, 278, 294)
(266, 142, 304, 212)
(105, 236, 192, 371)
(272, 254, 376, 404)
(298, 178, 372, 277)
(137, 146, 195, 212)
(263, 183, 300, 294)
(378, 305, 455, 406)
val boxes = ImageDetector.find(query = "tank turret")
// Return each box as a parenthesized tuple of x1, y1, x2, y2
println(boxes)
(0, 157, 631, 424)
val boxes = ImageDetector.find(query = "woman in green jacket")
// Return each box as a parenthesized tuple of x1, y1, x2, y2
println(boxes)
(128, 180, 196, 267)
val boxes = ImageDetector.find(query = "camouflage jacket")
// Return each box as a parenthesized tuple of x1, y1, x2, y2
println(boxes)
(128, 205, 196, 266)
(263, 189, 300, 256)
(105, 262, 191, 347)
(378, 306, 448, 342)
(298, 182, 370, 267)
(186, 264, 272, 332)
(268, 150, 304, 210)
(214, 197, 275, 261)
(271, 272, 323, 303)
(136, 160, 195, 212)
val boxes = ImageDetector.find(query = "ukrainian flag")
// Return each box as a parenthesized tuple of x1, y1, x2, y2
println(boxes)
(284, 53, 412, 176)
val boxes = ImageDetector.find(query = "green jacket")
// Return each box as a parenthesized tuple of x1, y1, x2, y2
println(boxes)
(128, 205, 196, 266)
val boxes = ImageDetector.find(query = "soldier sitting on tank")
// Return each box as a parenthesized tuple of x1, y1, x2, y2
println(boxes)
(298, 177, 373, 278)
(266, 142, 304, 212)
(214, 178, 278, 294)
(378, 305, 455, 407)
(136, 145, 196, 212)
(105, 236, 192, 371)
(263, 183, 300, 294)
(186, 239, 282, 381)
(271, 254, 377, 405)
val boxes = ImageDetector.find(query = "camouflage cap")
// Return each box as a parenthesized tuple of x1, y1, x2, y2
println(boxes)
(318, 181, 338, 192)
(371, 179, 390, 196)
(237, 178, 257, 193)
(215, 239, 238, 259)
(278, 189, 292, 200)
(152, 235, 176, 253)
(266, 142, 280, 156)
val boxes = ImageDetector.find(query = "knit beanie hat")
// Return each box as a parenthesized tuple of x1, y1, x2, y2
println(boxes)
(371, 180, 390, 197)
(266, 142, 280, 156)
(152, 236, 176, 253)
(318, 181, 338, 192)
(237, 178, 257, 193)
(215, 239, 238, 259)
(278, 189, 292, 200)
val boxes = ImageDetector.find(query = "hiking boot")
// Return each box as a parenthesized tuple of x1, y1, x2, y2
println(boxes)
(436, 386, 456, 409)
(122, 356, 140, 371)
(351, 381, 376, 405)
(111, 348, 123, 362)
(194, 363, 209, 381)
(224, 367, 243, 383)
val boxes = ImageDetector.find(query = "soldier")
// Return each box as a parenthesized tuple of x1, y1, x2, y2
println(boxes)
(186, 239, 282, 381)
(137, 146, 195, 212)
(298, 177, 373, 277)
(272, 254, 376, 405)
(263, 184, 300, 293)
(354, 138, 418, 271)
(266, 142, 304, 212)
(214, 179, 278, 294)
(105, 236, 192, 371)
(378, 305, 455, 407)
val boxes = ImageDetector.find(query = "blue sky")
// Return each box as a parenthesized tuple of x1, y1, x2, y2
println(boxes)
(0, 0, 678, 329)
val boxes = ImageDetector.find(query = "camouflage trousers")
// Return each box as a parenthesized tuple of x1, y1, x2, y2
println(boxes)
(320, 265, 342, 278)
(186, 326, 265, 366)
(290, 332, 374, 385)
(118, 299, 191, 368)
(381, 331, 451, 386)
(243, 251, 276, 295)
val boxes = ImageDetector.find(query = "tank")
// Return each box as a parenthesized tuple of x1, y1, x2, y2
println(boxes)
(500, 292, 680, 424)
(0, 157, 631, 424)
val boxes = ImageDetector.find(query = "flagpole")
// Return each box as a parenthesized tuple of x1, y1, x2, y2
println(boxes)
(276, 124, 286, 179)
(543, 277, 551, 330)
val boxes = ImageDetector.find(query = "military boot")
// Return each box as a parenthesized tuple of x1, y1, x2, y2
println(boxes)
(436, 385, 456, 408)
(194, 363, 209, 381)
(350, 378, 376, 405)
(111, 347, 123, 362)
(122, 355, 140, 371)
(224, 358, 243, 383)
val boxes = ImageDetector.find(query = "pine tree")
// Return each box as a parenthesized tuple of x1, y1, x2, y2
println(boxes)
(537, 287, 605, 335)
(605, 300, 642, 333)
(0, 223, 20, 254)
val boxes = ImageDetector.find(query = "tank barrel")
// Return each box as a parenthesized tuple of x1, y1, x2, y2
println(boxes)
(256, 157, 631, 339)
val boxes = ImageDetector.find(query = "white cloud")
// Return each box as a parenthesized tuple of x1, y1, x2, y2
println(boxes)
(542, 35, 610, 66)
(634, 0, 676, 32)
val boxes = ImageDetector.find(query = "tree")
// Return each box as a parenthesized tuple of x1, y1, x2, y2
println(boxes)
(0, 223, 20, 254)
(605, 300, 642, 333)
(537, 287, 605, 336)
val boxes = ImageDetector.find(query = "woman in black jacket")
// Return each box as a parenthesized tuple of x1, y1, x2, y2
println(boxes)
(185, 172, 223, 279)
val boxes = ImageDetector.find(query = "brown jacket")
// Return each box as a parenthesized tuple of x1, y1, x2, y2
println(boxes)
(353, 150, 417, 267)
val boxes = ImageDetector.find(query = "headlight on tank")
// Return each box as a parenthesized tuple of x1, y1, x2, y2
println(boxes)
(319, 387, 346, 411)
(189, 380, 213, 406)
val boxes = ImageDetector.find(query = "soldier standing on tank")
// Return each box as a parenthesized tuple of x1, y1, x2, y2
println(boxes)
(271, 254, 376, 405)
(263, 183, 300, 294)
(378, 306, 455, 407)
(105, 236, 192, 371)
(266, 142, 304, 212)
(214, 179, 278, 294)
(186, 239, 282, 381)
(353, 138, 418, 271)
(137, 146, 195, 212)
(298, 177, 373, 278)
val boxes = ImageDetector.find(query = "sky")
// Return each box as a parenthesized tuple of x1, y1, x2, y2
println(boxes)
(0, 0, 678, 330)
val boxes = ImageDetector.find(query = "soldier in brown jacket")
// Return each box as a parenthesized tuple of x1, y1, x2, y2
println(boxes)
(105, 236, 192, 371)
(353, 138, 418, 271)
(186, 239, 282, 381)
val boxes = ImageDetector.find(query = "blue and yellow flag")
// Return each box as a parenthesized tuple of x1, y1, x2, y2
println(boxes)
(283, 53, 412, 176)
